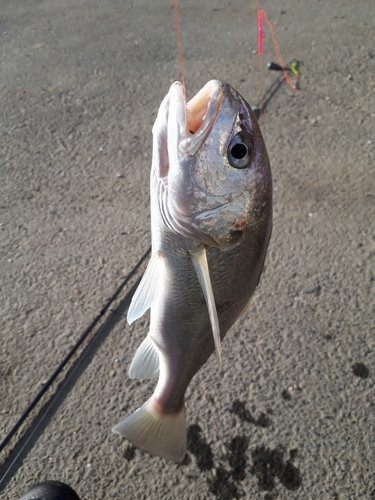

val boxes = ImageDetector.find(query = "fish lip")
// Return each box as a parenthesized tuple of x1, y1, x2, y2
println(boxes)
(171, 80, 224, 156)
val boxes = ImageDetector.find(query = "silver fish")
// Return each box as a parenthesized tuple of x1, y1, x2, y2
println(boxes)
(112, 80, 272, 461)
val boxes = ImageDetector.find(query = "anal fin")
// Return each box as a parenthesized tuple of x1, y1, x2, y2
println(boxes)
(129, 335, 160, 379)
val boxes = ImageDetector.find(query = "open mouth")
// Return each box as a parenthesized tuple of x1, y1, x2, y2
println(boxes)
(175, 80, 224, 156)
(187, 81, 220, 134)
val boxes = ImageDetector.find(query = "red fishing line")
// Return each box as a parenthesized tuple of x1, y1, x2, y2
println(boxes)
(173, 0, 186, 100)
(258, 10, 263, 55)
(255, 0, 296, 119)
(257, 7, 263, 120)
(259, 9, 296, 90)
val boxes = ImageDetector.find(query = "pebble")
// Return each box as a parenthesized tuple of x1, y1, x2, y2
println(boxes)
(288, 384, 302, 392)
(184, 468, 198, 479)
(303, 285, 321, 294)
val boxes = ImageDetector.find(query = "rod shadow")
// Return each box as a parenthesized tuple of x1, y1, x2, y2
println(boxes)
(0, 278, 139, 492)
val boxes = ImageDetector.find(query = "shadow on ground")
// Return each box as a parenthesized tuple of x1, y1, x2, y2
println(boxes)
(180, 400, 302, 499)
(0, 279, 139, 493)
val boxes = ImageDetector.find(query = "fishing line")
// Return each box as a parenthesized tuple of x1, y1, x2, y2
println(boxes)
(173, 0, 186, 99)
(0, 246, 151, 460)
(257, 7, 264, 121)
(259, 9, 296, 91)
(255, 1, 296, 118)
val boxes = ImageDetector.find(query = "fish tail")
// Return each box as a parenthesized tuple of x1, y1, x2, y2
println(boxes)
(112, 398, 186, 462)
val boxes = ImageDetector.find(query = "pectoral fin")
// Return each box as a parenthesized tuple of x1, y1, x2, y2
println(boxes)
(190, 247, 221, 368)
(127, 252, 160, 325)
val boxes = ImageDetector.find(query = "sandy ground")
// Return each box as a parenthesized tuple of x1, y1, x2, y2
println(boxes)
(1, 0, 374, 498)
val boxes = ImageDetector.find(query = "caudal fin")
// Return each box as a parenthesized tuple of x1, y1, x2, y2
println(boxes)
(112, 398, 186, 462)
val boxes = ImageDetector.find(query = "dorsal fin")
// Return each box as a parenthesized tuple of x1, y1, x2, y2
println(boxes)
(127, 252, 160, 325)
(190, 247, 221, 368)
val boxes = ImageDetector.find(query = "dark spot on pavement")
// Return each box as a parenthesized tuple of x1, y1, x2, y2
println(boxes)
(352, 362, 369, 379)
(208, 436, 248, 499)
(264, 494, 279, 500)
(124, 444, 136, 461)
(230, 400, 271, 428)
(230, 400, 252, 422)
(226, 436, 248, 481)
(182, 411, 301, 499)
(256, 413, 271, 428)
(208, 466, 241, 500)
(250, 445, 302, 491)
(187, 424, 214, 471)
(281, 389, 292, 401)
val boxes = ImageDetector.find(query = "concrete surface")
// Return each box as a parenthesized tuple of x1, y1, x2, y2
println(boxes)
(1, 0, 374, 498)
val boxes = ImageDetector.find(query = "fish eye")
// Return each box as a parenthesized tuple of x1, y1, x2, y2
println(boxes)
(227, 131, 253, 169)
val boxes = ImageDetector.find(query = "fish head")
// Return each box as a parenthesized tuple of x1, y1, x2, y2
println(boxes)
(152, 80, 272, 251)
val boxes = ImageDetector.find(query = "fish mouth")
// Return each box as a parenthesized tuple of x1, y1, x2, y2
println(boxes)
(160, 80, 226, 248)
(170, 80, 224, 156)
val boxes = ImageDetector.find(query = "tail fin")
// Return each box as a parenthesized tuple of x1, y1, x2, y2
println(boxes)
(112, 398, 186, 462)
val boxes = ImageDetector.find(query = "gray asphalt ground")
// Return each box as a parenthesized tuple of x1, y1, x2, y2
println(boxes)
(1, 0, 374, 498)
